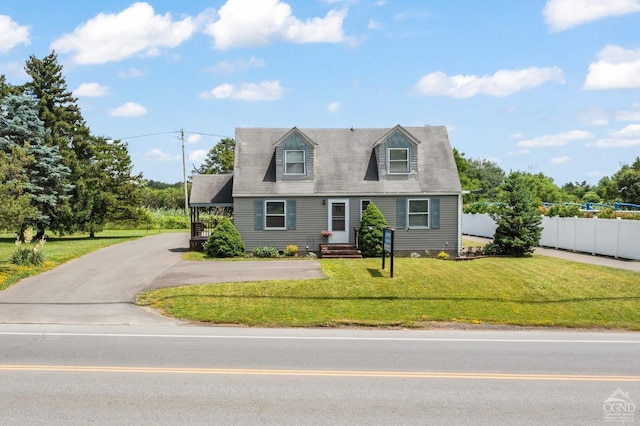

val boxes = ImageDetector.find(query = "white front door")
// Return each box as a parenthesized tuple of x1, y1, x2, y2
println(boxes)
(328, 199, 349, 243)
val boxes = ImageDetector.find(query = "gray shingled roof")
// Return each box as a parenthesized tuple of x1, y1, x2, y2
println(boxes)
(189, 174, 233, 206)
(232, 126, 462, 197)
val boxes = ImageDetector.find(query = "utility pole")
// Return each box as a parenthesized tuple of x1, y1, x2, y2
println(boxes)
(180, 128, 188, 212)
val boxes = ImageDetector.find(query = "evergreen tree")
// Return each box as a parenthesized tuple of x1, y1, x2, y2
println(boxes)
(194, 138, 235, 174)
(22, 52, 144, 236)
(204, 217, 245, 258)
(0, 94, 72, 238)
(0, 144, 36, 232)
(358, 203, 387, 257)
(486, 172, 542, 257)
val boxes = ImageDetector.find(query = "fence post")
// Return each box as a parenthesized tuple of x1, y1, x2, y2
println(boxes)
(592, 216, 597, 256)
(615, 217, 621, 259)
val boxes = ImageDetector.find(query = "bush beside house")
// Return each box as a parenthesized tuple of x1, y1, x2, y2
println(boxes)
(204, 217, 246, 258)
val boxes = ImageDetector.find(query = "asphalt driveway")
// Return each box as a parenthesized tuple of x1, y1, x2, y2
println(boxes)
(0, 233, 324, 326)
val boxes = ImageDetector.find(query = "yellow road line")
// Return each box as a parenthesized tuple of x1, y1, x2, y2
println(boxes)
(1, 365, 639, 381)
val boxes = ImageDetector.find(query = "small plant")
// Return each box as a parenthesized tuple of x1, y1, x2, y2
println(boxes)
(252, 246, 280, 258)
(437, 251, 450, 260)
(284, 245, 298, 257)
(11, 227, 46, 266)
(409, 252, 421, 258)
(424, 249, 431, 257)
(306, 252, 317, 258)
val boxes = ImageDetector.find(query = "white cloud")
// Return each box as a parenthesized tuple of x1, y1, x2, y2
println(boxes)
(543, 0, 640, 32)
(550, 156, 571, 164)
(145, 149, 180, 161)
(204, 0, 346, 50)
(517, 130, 594, 148)
(186, 134, 202, 144)
(509, 133, 524, 139)
(414, 67, 565, 98)
(118, 68, 146, 79)
(328, 101, 340, 113)
(0, 15, 30, 53)
(50, 2, 198, 64)
(207, 57, 265, 73)
(587, 124, 640, 147)
(368, 19, 381, 30)
(615, 103, 640, 121)
(189, 149, 209, 162)
(74, 82, 109, 97)
(576, 108, 609, 126)
(110, 102, 148, 117)
(200, 80, 285, 101)
(583, 45, 640, 90)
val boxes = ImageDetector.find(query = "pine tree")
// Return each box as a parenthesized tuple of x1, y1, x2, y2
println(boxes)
(0, 94, 72, 238)
(486, 172, 542, 257)
(358, 203, 387, 257)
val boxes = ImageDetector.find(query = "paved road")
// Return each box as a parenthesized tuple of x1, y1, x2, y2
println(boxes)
(1, 324, 638, 425)
(0, 233, 324, 325)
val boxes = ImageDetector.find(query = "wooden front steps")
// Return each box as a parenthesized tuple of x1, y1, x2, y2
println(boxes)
(320, 244, 362, 259)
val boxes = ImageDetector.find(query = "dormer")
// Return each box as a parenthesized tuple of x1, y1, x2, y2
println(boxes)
(372, 125, 420, 178)
(273, 127, 317, 181)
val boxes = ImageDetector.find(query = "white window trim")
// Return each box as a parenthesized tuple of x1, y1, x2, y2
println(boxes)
(387, 147, 410, 174)
(284, 149, 306, 175)
(360, 199, 371, 219)
(408, 198, 430, 229)
(265, 200, 286, 230)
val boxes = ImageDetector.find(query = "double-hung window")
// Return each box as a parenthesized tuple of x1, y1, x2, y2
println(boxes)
(408, 199, 429, 228)
(265, 201, 286, 229)
(388, 148, 409, 174)
(284, 150, 305, 175)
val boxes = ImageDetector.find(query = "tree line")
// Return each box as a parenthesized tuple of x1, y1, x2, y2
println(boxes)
(454, 149, 640, 208)
(1, 52, 144, 238)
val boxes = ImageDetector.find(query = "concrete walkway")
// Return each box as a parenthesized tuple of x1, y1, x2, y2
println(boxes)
(0, 233, 324, 326)
(464, 235, 640, 273)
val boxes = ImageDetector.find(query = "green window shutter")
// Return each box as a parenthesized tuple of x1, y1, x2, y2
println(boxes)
(396, 198, 407, 228)
(431, 198, 440, 229)
(286, 200, 296, 230)
(254, 200, 264, 230)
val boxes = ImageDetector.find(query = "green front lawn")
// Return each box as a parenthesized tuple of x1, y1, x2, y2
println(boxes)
(137, 256, 640, 330)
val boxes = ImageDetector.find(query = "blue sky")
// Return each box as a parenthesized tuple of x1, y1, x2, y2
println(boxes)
(1, 0, 639, 185)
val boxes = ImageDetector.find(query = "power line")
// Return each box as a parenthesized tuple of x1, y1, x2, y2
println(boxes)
(119, 130, 231, 140)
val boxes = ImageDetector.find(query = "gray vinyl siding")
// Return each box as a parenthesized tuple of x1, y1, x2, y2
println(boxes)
(234, 195, 459, 254)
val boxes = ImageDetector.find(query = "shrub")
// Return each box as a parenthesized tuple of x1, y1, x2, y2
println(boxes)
(284, 245, 298, 257)
(252, 246, 280, 258)
(358, 202, 387, 257)
(11, 227, 46, 266)
(204, 217, 245, 258)
(410, 252, 421, 258)
(437, 251, 450, 260)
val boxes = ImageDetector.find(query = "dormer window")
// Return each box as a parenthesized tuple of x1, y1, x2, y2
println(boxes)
(284, 150, 306, 175)
(388, 148, 409, 174)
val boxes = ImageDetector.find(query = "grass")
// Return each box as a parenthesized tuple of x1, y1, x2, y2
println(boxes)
(0, 229, 168, 291)
(137, 256, 640, 330)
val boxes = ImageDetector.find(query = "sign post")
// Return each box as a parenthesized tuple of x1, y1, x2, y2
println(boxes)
(382, 227, 395, 278)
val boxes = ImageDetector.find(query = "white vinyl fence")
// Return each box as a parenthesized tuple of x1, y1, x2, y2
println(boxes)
(462, 213, 640, 260)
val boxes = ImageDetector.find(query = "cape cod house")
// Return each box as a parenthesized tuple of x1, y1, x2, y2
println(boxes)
(189, 125, 463, 256)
